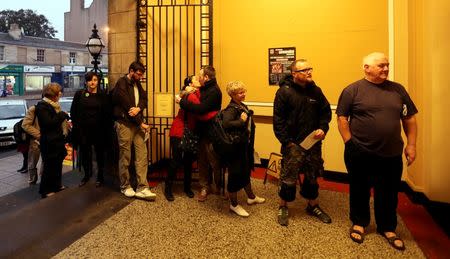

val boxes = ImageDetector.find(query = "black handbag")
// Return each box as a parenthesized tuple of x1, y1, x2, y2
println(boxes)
(179, 113, 199, 155)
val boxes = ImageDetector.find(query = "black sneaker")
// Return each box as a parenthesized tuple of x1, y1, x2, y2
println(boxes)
(306, 204, 332, 224)
(278, 206, 289, 226)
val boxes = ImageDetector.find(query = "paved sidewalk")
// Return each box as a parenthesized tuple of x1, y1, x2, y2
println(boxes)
(0, 152, 72, 197)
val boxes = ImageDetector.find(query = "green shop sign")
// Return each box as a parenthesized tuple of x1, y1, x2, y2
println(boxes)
(0, 65, 24, 73)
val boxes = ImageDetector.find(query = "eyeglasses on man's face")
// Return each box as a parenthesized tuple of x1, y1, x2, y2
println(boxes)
(294, 67, 313, 74)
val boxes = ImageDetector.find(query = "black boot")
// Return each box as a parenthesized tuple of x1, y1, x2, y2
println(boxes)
(79, 176, 89, 187)
(164, 182, 174, 201)
(79, 169, 91, 187)
(17, 160, 27, 173)
(95, 172, 104, 187)
(183, 166, 194, 198)
(184, 188, 194, 198)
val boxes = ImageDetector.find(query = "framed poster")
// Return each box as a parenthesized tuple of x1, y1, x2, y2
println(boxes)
(268, 47, 296, 85)
(154, 93, 173, 117)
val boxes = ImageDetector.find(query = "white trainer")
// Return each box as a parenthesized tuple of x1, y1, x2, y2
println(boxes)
(135, 188, 157, 200)
(122, 188, 135, 198)
(247, 196, 266, 205)
(230, 204, 250, 217)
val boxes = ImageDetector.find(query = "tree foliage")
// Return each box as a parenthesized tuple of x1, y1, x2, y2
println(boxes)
(0, 9, 57, 39)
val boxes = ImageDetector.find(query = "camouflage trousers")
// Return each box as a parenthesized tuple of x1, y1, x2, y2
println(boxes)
(279, 144, 324, 201)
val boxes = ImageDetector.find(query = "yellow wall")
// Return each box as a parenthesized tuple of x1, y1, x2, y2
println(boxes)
(397, 0, 450, 202)
(214, 0, 388, 104)
(213, 0, 388, 170)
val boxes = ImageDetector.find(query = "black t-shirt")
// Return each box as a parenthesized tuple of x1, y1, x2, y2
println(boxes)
(336, 79, 418, 157)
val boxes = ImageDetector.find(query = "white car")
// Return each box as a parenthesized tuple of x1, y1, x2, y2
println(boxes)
(0, 99, 28, 146)
(59, 97, 73, 117)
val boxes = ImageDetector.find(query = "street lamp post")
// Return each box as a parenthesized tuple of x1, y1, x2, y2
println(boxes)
(85, 24, 105, 89)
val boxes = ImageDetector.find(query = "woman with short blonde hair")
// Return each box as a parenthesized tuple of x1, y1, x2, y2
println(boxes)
(222, 81, 265, 217)
(226, 80, 247, 97)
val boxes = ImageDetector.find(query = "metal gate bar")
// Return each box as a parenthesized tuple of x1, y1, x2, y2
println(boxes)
(137, 0, 213, 167)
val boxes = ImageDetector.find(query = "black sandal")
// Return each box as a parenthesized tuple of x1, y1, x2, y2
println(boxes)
(349, 225, 365, 244)
(380, 232, 406, 251)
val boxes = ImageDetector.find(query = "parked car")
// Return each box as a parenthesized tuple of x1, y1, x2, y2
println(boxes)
(0, 99, 28, 146)
(59, 97, 73, 117)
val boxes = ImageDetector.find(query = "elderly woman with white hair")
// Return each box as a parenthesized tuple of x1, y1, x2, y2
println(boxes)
(222, 81, 265, 217)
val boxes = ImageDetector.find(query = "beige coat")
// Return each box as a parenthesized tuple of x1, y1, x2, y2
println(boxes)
(21, 105, 40, 140)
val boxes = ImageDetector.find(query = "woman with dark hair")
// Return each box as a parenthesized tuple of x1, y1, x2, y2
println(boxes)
(35, 83, 70, 198)
(164, 75, 199, 201)
(71, 71, 111, 187)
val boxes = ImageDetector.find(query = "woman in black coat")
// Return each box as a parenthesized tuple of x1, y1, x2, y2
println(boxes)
(71, 71, 111, 187)
(222, 81, 265, 217)
(35, 83, 70, 198)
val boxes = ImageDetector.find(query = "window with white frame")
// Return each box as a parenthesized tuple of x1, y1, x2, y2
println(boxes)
(69, 52, 76, 64)
(0, 46, 5, 61)
(36, 49, 45, 62)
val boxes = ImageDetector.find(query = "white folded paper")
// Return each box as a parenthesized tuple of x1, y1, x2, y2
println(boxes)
(299, 131, 320, 150)
(144, 130, 150, 142)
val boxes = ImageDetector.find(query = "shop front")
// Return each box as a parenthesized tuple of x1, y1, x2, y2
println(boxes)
(62, 65, 86, 91)
(23, 65, 55, 94)
(0, 65, 23, 96)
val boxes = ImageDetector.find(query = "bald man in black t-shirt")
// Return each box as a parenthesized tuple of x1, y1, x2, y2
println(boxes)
(336, 52, 418, 251)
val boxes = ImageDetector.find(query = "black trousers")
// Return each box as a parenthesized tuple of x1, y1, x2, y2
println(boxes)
(40, 155, 64, 196)
(166, 137, 194, 190)
(344, 139, 403, 233)
(80, 141, 105, 181)
(227, 142, 251, 193)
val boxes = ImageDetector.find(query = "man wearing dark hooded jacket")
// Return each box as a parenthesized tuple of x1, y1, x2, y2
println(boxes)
(273, 59, 332, 226)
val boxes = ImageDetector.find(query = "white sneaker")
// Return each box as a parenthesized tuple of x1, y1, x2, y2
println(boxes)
(247, 196, 266, 205)
(135, 188, 157, 201)
(122, 188, 135, 198)
(230, 204, 249, 217)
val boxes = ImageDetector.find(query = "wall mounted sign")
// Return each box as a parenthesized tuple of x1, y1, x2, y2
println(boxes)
(268, 47, 296, 85)
(23, 65, 55, 73)
(154, 93, 173, 117)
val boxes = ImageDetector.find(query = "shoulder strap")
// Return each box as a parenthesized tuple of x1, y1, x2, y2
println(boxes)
(228, 102, 249, 114)
(31, 106, 37, 125)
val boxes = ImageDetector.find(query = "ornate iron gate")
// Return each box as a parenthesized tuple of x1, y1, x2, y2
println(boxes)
(137, 0, 213, 166)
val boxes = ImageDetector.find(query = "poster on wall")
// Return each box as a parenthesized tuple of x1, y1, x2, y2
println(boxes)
(268, 47, 296, 85)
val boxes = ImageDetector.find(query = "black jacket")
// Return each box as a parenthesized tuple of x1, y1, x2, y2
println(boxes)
(35, 101, 69, 160)
(222, 101, 256, 168)
(111, 75, 147, 126)
(180, 78, 222, 135)
(273, 75, 331, 146)
(70, 89, 112, 148)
